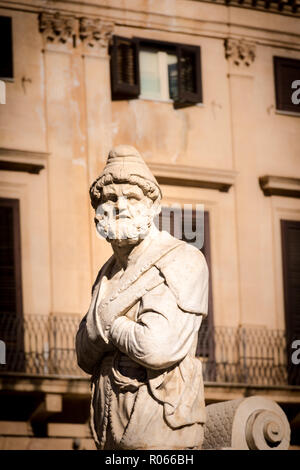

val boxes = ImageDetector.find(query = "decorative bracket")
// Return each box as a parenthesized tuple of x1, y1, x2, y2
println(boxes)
(79, 17, 114, 51)
(38, 12, 114, 54)
(225, 38, 256, 67)
(259, 175, 300, 198)
(39, 12, 76, 45)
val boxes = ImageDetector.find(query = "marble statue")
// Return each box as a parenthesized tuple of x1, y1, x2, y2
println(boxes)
(76, 145, 209, 450)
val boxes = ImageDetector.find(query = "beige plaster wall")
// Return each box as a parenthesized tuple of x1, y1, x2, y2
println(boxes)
(0, 9, 46, 152)
(0, 164, 51, 316)
(111, 30, 233, 170)
(0, 0, 299, 331)
(44, 45, 93, 315)
(160, 184, 240, 327)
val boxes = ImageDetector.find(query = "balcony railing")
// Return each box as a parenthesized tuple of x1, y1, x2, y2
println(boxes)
(191, 0, 299, 16)
(0, 313, 298, 386)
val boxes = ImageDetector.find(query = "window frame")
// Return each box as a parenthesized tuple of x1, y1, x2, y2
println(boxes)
(110, 35, 203, 108)
(273, 56, 300, 115)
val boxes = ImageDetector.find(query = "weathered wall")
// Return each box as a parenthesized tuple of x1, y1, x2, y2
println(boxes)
(0, 0, 300, 451)
(0, 0, 299, 329)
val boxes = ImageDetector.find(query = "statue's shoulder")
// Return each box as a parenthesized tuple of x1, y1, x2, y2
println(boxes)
(155, 231, 208, 274)
(155, 233, 209, 315)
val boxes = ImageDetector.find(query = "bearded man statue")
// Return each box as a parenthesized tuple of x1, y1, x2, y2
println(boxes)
(76, 145, 209, 450)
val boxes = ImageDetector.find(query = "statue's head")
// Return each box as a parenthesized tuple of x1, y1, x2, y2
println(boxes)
(90, 145, 162, 246)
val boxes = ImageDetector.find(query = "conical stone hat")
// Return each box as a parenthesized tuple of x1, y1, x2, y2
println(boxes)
(90, 145, 162, 209)
(102, 145, 160, 191)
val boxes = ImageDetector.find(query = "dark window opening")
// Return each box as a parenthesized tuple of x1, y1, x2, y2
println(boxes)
(0, 198, 24, 372)
(155, 207, 214, 365)
(0, 16, 13, 80)
(274, 57, 300, 114)
(281, 220, 300, 385)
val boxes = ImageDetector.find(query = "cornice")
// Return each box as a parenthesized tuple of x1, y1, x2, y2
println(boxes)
(259, 175, 300, 198)
(0, 0, 300, 51)
(191, 0, 299, 17)
(0, 147, 50, 159)
(148, 162, 237, 192)
(0, 161, 45, 174)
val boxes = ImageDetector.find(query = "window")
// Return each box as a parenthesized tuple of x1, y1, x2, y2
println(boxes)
(155, 207, 214, 365)
(281, 220, 300, 385)
(274, 57, 300, 114)
(0, 198, 24, 372)
(139, 49, 177, 101)
(0, 16, 13, 80)
(110, 36, 202, 109)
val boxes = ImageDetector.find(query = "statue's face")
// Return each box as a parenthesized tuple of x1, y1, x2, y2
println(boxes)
(95, 183, 157, 245)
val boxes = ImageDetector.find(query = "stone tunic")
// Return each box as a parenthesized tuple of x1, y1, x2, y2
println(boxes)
(76, 228, 209, 450)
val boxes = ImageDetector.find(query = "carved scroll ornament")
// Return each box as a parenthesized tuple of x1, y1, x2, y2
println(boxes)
(38, 12, 114, 51)
(79, 17, 114, 49)
(39, 12, 76, 44)
(203, 396, 291, 450)
(225, 38, 256, 67)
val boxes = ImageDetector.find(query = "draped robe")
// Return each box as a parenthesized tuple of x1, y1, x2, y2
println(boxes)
(76, 228, 209, 450)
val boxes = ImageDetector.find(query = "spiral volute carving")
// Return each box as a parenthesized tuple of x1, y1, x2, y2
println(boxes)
(246, 409, 289, 450)
(203, 396, 291, 450)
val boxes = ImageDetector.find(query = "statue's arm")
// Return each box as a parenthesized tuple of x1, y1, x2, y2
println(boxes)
(75, 314, 114, 375)
(109, 282, 203, 370)
(76, 263, 115, 375)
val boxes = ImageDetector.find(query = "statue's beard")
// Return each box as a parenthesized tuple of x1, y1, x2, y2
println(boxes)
(96, 213, 153, 245)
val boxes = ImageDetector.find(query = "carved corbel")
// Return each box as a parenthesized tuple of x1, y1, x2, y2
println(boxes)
(79, 17, 114, 54)
(225, 38, 256, 67)
(39, 12, 76, 45)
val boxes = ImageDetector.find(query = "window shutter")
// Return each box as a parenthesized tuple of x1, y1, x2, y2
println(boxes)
(0, 16, 13, 80)
(174, 45, 202, 109)
(274, 56, 300, 114)
(281, 220, 300, 385)
(110, 35, 140, 100)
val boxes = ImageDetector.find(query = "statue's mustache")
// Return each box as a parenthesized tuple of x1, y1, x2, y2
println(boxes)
(95, 211, 152, 242)
(94, 213, 132, 224)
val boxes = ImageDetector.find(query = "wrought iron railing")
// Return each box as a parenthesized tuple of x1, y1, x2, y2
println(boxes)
(0, 313, 83, 377)
(0, 313, 298, 386)
(191, 0, 299, 16)
(198, 325, 297, 385)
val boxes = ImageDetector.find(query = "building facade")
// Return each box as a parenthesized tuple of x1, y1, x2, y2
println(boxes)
(0, 0, 299, 449)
